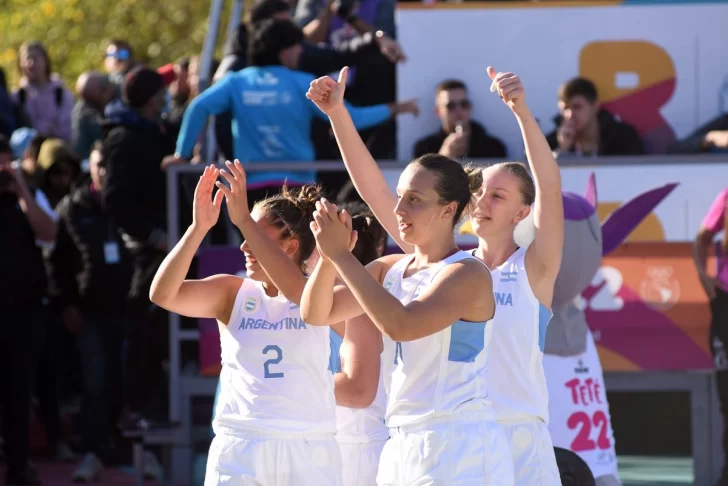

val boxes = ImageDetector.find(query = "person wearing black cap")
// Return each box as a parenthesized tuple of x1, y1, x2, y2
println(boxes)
(174, 18, 416, 208)
(101, 66, 175, 432)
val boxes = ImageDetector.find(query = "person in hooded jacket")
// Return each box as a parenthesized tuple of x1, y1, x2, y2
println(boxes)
(101, 66, 175, 432)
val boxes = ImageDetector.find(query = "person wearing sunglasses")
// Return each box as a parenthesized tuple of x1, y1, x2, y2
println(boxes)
(413, 79, 507, 161)
(103, 40, 136, 100)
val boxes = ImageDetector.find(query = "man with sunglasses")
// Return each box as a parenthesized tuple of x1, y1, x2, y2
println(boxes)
(103, 40, 136, 100)
(414, 79, 506, 161)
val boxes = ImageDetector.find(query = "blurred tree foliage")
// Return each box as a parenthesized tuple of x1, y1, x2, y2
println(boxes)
(0, 0, 235, 89)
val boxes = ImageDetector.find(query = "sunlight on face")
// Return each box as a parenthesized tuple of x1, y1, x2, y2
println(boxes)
(239, 207, 295, 283)
(470, 166, 529, 238)
(394, 164, 451, 245)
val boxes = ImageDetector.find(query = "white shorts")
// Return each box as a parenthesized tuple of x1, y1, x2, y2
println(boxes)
(339, 439, 387, 486)
(376, 410, 514, 486)
(499, 420, 561, 486)
(204, 431, 343, 485)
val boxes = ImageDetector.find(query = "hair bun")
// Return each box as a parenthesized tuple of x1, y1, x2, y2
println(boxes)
(464, 163, 483, 193)
(281, 183, 323, 213)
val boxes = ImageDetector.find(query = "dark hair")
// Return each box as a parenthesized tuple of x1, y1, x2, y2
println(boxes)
(249, 0, 290, 24)
(337, 201, 387, 266)
(27, 135, 48, 161)
(123, 66, 164, 108)
(248, 18, 303, 67)
(0, 135, 12, 156)
(224, 24, 249, 58)
(176, 57, 190, 71)
(435, 79, 467, 94)
(559, 77, 598, 104)
(469, 162, 535, 206)
(410, 154, 473, 226)
(18, 41, 51, 79)
(107, 40, 133, 59)
(254, 183, 323, 271)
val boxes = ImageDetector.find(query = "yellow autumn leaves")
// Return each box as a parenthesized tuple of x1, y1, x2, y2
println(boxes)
(0, 0, 233, 89)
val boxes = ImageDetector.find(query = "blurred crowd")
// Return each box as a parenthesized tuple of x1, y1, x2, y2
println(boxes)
(2, 0, 728, 485)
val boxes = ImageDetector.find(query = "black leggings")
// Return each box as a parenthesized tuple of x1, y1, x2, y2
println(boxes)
(710, 288, 728, 479)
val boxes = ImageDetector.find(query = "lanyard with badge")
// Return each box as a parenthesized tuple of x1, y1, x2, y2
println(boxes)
(103, 220, 121, 265)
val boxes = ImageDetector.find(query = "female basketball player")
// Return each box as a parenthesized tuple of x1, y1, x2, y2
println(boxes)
(303, 76, 513, 485)
(149, 163, 342, 486)
(305, 66, 563, 485)
(327, 203, 390, 486)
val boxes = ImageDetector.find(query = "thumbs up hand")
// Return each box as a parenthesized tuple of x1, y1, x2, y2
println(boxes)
(307, 66, 349, 116)
(487, 66, 526, 115)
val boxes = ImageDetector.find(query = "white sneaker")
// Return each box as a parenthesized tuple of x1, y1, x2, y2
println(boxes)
(72, 453, 103, 482)
(143, 450, 163, 481)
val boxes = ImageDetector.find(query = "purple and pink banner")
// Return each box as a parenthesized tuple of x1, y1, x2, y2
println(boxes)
(197, 243, 714, 376)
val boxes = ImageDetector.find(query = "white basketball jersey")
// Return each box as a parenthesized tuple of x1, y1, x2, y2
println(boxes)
(328, 330, 389, 443)
(382, 251, 494, 428)
(486, 247, 551, 423)
(214, 279, 336, 435)
(543, 331, 619, 479)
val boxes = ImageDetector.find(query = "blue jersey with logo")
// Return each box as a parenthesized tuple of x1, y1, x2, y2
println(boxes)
(175, 65, 391, 188)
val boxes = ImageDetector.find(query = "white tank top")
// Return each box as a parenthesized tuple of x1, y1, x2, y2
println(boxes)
(543, 331, 619, 478)
(328, 329, 390, 443)
(486, 247, 551, 423)
(382, 250, 494, 428)
(214, 278, 336, 435)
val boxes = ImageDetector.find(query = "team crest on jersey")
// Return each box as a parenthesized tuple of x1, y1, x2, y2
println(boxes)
(244, 296, 260, 313)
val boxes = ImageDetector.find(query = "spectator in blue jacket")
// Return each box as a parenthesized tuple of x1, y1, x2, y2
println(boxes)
(172, 18, 417, 205)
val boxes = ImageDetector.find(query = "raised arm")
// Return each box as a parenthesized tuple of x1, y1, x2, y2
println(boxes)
(312, 200, 494, 341)
(306, 67, 414, 253)
(175, 77, 234, 160)
(149, 165, 241, 323)
(301, 252, 367, 325)
(216, 160, 308, 304)
(334, 313, 383, 408)
(489, 67, 563, 304)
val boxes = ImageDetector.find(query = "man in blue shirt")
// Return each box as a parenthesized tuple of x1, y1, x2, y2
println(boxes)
(172, 18, 417, 201)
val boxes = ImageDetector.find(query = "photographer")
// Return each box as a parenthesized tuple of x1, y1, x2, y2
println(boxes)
(0, 134, 57, 486)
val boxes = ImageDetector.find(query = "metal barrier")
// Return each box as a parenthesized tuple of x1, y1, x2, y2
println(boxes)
(165, 156, 728, 485)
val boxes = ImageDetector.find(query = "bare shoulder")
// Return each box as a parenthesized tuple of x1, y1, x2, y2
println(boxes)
(365, 253, 409, 282)
(437, 258, 493, 288)
(206, 274, 245, 304)
(205, 274, 245, 290)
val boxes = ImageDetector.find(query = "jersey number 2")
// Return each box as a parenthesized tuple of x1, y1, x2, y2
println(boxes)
(263, 345, 284, 378)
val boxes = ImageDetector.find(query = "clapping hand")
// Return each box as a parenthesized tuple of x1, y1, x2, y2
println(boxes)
(192, 165, 224, 231)
(310, 198, 358, 260)
(215, 160, 251, 228)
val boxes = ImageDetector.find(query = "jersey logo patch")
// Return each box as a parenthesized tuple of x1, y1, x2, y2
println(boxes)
(244, 296, 260, 313)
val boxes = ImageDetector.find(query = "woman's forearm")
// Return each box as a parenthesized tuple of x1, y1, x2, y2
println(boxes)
(150, 224, 207, 305)
(300, 258, 339, 324)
